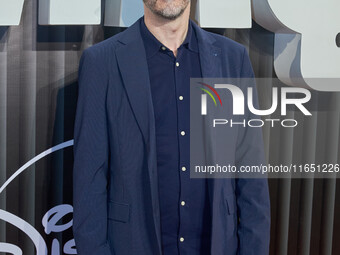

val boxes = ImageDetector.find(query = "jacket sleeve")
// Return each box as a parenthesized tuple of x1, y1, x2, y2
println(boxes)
(72, 48, 112, 255)
(235, 47, 271, 255)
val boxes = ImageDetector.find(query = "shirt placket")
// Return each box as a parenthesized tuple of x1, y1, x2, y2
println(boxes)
(174, 46, 189, 254)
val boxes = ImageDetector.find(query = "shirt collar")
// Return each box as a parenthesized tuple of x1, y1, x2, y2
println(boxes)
(140, 16, 199, 58)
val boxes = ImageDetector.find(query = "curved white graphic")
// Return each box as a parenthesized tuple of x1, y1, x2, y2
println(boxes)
(0, 242, 22, 255)
(0, 140, 73, 194)
(252, 0, 340, 91)
(214, 84, 245, 115)
(0, 140, 76, 255)
(0, 210, 48, 255)
(42, 204, 73, 235)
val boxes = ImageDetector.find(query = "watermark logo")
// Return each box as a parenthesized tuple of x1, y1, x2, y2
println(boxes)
(200, 84, 311, 117)
(198, 82, 223, 115)
(194, 79, 312, 128)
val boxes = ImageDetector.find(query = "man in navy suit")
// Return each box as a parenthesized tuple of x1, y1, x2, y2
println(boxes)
(73, 0, 270, 254)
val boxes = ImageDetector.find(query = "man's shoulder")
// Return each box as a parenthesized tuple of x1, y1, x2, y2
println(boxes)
(193, 24, 253, 76)
(83, 19, 247, 63)
(211, 32, 247, 66)
(193, 22, 246, 53)
(81, 31, 125, 60)
(80, 17, 143, 64)
(215, 34, 245, 55)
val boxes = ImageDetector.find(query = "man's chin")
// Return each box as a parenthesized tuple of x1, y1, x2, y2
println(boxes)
(153, 9, 185, 20)
(144, 0, 189, 21)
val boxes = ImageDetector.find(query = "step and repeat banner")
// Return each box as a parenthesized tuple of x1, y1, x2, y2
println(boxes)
(0, 0, 339, 254)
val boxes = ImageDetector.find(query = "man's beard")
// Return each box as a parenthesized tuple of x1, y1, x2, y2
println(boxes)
(143, 0, 190, 20)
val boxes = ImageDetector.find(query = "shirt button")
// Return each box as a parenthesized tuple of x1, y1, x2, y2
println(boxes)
(180, 237, 184, 242)
(181, 201, 186, 206)
(181, 166, 186, 172)
(180, 131, 185, 136)
(179, 96, 183, 100)
(161, 46, 166, 51)
(176, 62, 180, 67)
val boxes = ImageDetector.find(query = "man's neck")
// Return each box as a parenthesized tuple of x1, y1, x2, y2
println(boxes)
(143, 3, 191, 57)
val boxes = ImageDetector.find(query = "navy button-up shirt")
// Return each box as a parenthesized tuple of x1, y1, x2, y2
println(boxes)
(140, 17, 211, 255)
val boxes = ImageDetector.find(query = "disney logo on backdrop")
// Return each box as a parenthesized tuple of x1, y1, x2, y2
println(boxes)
(0, 141, 77, 255)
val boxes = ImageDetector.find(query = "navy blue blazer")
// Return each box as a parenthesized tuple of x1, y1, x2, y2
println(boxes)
(73, 17, 270, 255)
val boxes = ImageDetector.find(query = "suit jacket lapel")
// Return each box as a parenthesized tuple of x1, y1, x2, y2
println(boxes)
(115, 18, 162, 254)
(192, 21, 224, 207)
(115, 20, 153, 148)
(192, 21, 222, 78)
